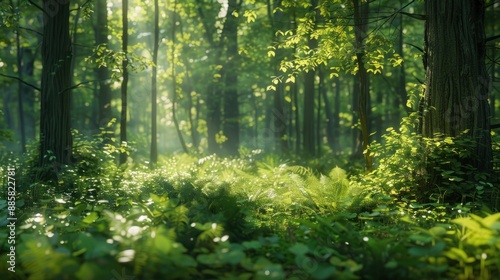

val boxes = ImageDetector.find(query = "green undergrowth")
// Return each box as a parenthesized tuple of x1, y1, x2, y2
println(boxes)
(1, 129, 500, 279)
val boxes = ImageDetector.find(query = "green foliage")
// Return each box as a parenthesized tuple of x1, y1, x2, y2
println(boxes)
(2, 137, 500, 279)
(85, 44, 153, 81)
(0, 109, 13, 150)
(365, 116, 499, 207)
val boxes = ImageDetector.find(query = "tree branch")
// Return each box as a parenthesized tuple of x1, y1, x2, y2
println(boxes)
(406, 43, 424, 53)
(60, 80, 98, 94)
(19, 26, 42, 36)
(70, 0, 93, 12)
(486, 34, 500, 43)
(0, 73, 40, 91)
(27, 0, 48, 16)
(398, 11, 426, 20)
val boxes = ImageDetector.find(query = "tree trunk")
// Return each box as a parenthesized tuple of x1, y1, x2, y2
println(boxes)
(395, 7, 408, 126)
(119, 0, 129, 165)
(374, 90, 383, 143)
(13, 0, 26, 152)
(351, 75, 361, 156)
(21, 48, 36, 141)
(488, 3, 496, 120)
(422, 0, 492, 172)
(206, 82, 222, 155)
(250, 89, 259, 147)
(150, 0, 159, 167)
(292, 80, 300, 153)
(353, 0, 372, 171)
(323, 77, 340, 152)
(195, 0, 223, 155)
(221, 0, 240, 156)
(268, 0, 288, 154)
(171, 1, 189, 154)
(317, 68, 323, 154)
(302, 0, 318, 157)
(184, 70, 200, 151)
(303, 67, 316, 156)
(39, 0, 72, 174)
(95, 0, 113, 141)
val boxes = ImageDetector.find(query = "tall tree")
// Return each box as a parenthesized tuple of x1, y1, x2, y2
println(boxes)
(194, 0, 222, 155)
(322, 74, 339, 153)
(221, 0, 241, 156)
(119, 0, 129, 165)
(171, 0, 189, 154)
(487, 2, 496, 120)
(422, 0, 492, 171)
(394, 4, 408, 125)
(150, 0, 159, 166)
(94, 0, 113, 141)
(353, 0, 372, 171)
(302, 0, 318, 157)
(268, 0, 288, 154)
(12, 0, 26, 152)
(39, 0, 73, 174)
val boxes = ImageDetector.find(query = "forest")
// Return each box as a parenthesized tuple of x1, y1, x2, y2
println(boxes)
(0, 0, 500, 279)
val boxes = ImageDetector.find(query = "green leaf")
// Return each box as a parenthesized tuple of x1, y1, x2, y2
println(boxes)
(408, 241, 445, 257)
(242, 240, 262, 250)
(222, 249, 245, 265)
(479, 213, 500, 228)
(453, 217, 482, 231)
(429, 226, 447, 237)
(173, 254, 197, 267)
(289, 243, 309, 255)
(443, 247, 475, 263)
(82, 212, 99, 224)
(150, 193, 161, 203)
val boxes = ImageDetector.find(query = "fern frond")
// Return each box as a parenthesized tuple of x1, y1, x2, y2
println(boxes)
(195, 222, 225, 246)
(168, 205, 189, 231)
(286, 165, 314, 176)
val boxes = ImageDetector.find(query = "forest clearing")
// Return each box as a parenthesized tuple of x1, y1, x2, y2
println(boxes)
(1, 0, 500, 279)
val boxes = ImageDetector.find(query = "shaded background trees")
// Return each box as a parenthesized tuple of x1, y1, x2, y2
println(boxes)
(0, 0, 499, 178)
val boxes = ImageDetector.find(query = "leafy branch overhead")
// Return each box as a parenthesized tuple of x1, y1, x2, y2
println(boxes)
(269, 0, 406, 82)
(85, 44, 154, 81)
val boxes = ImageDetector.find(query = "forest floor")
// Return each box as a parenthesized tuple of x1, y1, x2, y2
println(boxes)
(1, 145, 500, 279)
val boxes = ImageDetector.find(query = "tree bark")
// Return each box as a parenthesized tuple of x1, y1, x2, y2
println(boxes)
(302, 0, 318, 157)
(171, 1, 189, 154)
(395, 7, 408, 125)
(353, 0, 372, 171)
(351, 75, 361, 156)
(95, 0, 113, 141)
(150, 0, 159, 167)
(292, 79, 300, 153)
(422, 0, 492, 172)
(221, 0, 240, 156)
(119, 0, 129, 165)
(195, 0, 222, 155)
(268, 0, 288, 154)
(317, 68, 323, 154)
(303, 67, 316, 156)
(488, 3, 496, 119)
(39, 0, 73, 174)
(13, 0, 26, 152)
